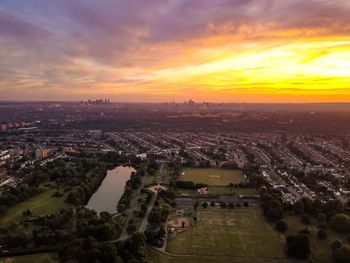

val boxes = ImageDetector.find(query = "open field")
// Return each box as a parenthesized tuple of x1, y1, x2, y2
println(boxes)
(0, 253, 58, 263)
(147, 249, 299, 263)
(0, 188, 70, 226)
(209, 186, 256, 195)
(179, 168, 245, 186)
(284, 212, 348, 263)
(166, 208, 285, 258)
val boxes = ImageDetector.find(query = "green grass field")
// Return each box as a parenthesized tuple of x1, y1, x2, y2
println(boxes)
(147, 249, 298, 263)
(179, 168, 245, 186)
(0, 188, 70, 226)
(0, 253, 58, 263)
(166, 208, 285, 258)
(284, 212, 348, 263)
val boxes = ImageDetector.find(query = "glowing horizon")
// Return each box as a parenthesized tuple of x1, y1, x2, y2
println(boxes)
(0, 0, 350, 103)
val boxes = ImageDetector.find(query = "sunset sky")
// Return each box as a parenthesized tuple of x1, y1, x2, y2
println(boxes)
(0, 0, 350, 103)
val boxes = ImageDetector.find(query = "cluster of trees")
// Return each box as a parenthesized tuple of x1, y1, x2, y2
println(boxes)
(260, 191, 283, 221)
(76, 208, 121, 242)
(0, 182, 40, 213)
(330, 214, 350, 234)
(118, 170, 143, 213)
(117, 186, 133, 213)
(275, 220, 288, 233)
(1, 206, 122, 255)
(200, 201, 249, 209)
(0, 168, 52, 213)
(141, 189, 154, 205)
(0, 152, 151, 256)
(290, 169, 341, 195)
(0, 208, 74, 250)
(145, 226, 166, 247)
(286, 233, 311, 259)
(285, 198, 345, 226)
(333, 242, 350, 263)
(32, 226, 72, 247)
(158, 189, 176, 207)
(117, 232, 146, 262)
(175, 180, 207, 189)
(126, 171, 142, 189)
(148, 203, 171, 226)
(145, 198, 171, 247)
(58, 236, 120, 263)
(65, 164, 108, 205)
(274, 195, 350, 261)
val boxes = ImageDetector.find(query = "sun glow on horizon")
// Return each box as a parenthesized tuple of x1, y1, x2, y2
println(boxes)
(1, 0, 350, 102)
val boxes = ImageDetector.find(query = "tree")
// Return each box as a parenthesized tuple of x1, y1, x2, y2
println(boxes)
(266, 207, 283, 221)
(275, 220, 288, 233)
(332, 240, 342, 251)
(301, 214, 311, 225)
(334, 244, 350, 263)
(317, 213, 327, 222)
(228, 202, 235, 209)
(317, 229, 328, 240)
(127, 223, 137, 234)
(286, 234, 310, 259)
(202, 202, 208, 209)
(294, 200, 304, 215)
(330, 214, 350, 234)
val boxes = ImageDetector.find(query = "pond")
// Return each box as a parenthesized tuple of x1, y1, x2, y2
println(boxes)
(86, 166, 135, 214)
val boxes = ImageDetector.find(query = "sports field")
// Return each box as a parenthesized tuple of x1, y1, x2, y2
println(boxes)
(179, 168, 245, 186)
(166, 208, 284, 258)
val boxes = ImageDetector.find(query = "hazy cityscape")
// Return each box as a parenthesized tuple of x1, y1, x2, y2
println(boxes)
(0, 101, 350, 262)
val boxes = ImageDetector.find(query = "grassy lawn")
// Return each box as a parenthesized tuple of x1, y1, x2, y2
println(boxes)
(284, 212, 348, 263)
(147, 249, 297, 263)
(175, 189, 196, 196)
(179, 168, 245, 186)
(0, 188, 70, 226)
(160, 165, 170, 185)
(208, 187, 257, 195)
(144, 174, 158, 186)
(166, 208, 285, 258)
(0, 253, 58, 263)
(233, 187, 257, 195)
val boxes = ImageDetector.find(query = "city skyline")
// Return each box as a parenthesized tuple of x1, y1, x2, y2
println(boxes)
(1, 0, 350, 102)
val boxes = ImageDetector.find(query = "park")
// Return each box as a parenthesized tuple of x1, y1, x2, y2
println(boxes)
(167, 207, 284, 258)
(178, 168, 247, 186)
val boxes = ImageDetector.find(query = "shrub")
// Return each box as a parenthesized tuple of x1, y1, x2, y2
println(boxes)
(317, 229, 328, 240)
(220, 202, 227, 209)
(331, 240, 342, 251)
(301, 214, 311, 225)
(275, 220, 288, 233)
(228, 202, 235, 209)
